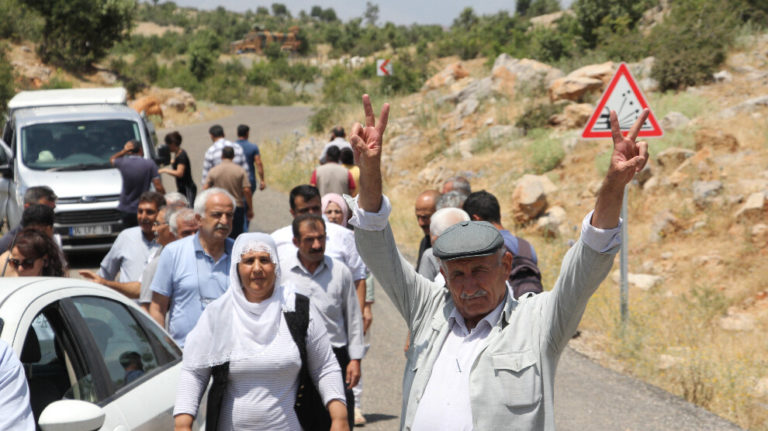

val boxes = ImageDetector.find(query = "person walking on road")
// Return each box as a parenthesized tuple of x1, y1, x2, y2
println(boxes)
(159, 131, 197, 205)
(149, 188, 236, 347)
(111, 140, 165, 227)
(347, 94, 649, 430)
(310, 146, 356, 197)
(201, 125, 249, 184)
(235, 124, 266, 232)
(204, 146, 253, 239)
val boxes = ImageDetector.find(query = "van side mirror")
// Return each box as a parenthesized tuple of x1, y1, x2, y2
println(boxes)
(38, 399, 106, 431)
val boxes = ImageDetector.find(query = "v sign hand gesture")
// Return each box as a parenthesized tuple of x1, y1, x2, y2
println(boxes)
(350, 94, 390, 213)
(592, 109, 650, 229)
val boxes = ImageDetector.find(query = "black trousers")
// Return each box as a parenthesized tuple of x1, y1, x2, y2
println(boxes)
(332, 346, 355, 429)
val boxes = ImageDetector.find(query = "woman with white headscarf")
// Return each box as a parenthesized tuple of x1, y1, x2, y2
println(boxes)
(173, 233, 349, 431)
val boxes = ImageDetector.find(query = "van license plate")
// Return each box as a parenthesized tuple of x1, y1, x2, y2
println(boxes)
(71, 225, 111, 236)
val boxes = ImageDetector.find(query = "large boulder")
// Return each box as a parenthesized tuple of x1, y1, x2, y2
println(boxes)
(548, 76, 604, 102)
(423, 62, 470, 91)
(734, 192, 767, 223)
(719, 95, 768, 118)
(535, 206, 568, 237)
(130, 96, 163, 118)
(694, 128, 739, 152)
(511, 175, 558, 224)
(656, 147, 695, 170)
(660, 112, 690, 131)
(492, 54, 564, 88)
(549, 61, 615, 102)
(562, 103, 593, 129)
(693, 180, 724, 208)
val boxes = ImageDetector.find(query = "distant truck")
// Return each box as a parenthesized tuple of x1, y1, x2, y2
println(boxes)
(230, 25, 302, 54)
(0, 87, 161, 251)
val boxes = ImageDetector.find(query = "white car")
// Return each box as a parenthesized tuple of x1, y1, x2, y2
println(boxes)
(0, 277, 206, 430)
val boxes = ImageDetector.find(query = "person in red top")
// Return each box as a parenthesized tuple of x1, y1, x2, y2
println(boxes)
(310, 145, 356, 197)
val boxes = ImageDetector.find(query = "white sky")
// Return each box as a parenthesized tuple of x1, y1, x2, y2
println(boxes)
(163, 1, 572, 26)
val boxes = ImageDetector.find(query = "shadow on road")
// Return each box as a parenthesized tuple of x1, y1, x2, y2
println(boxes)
(362, 413, 398, 425)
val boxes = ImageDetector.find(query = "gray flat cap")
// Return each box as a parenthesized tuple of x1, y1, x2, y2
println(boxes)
(433, 221, 504, 261)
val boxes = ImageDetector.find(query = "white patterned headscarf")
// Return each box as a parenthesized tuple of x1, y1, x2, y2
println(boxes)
(182, 233, 296, 369)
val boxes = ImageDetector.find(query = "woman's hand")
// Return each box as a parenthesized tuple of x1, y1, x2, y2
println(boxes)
(174, 413, 194, 431)
(327, 400, 350, 431)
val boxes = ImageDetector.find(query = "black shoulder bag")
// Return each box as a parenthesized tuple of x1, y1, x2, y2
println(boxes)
(284, 294, 333, 431)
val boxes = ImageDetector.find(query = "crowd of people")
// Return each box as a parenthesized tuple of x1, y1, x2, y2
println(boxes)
(0, 94, 649, 430)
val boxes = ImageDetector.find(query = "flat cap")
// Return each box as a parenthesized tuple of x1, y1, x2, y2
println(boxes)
(432, 221, 504, 261)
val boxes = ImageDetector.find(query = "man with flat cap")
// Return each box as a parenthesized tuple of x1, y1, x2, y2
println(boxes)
(346, 94, 649, 430)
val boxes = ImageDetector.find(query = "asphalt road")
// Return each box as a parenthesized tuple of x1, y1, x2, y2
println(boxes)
(73, 106, 743, 430)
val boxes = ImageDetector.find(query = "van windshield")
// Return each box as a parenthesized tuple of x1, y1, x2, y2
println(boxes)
(20, 119, 142, 171)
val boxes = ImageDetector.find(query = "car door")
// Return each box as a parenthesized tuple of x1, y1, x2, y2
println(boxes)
(65, 295, 185, 431)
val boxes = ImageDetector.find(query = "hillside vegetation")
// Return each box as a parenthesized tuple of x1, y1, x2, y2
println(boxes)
(1, 0, 768, 429)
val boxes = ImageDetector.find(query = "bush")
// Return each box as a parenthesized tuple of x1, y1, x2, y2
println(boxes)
(525, 129, 565, 174)
(309, 104, 339, 133)
(515, 103, 563, 132)
(650, 0, 738, 91)
(247, 61, 273, 86)
(0, 47, 14, 111)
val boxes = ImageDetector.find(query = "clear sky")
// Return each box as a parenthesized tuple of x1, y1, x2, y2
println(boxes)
(164, 0, 569, 26)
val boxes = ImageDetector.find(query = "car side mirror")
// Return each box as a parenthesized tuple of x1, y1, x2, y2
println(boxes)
(38, 399, 106, 431)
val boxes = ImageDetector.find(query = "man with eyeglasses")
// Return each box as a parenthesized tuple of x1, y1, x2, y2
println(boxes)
(149, 188, 236, 347)
(79, 191, 164, 298)
(137, 207, 198, 312)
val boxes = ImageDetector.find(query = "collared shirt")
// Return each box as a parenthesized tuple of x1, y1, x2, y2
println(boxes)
(235, 138, 261, 190)
(348, 194, 623, 430)
(150, 233, 233, 347)
(271, 222, 367, 281)
(281, 253, 365, 360)
(201, 138, 250, 183)
(411, 290, 507, 430)
(99, 226, 159, 283)
(0, 340, 35, 431)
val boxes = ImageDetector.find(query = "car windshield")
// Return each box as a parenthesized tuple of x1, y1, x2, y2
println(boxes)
(20, 119, 142, 171)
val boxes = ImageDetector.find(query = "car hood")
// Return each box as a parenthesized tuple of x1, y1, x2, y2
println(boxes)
(24, 168, 122, 199)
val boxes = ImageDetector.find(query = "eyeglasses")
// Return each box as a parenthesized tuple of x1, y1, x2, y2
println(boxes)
(8, 256, 39, 269)
(153, 221, 168, 227)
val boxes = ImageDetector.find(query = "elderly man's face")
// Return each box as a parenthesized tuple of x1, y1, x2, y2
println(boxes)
(199, 193, 234, 241)
(415, 196, 437, 236)
(441, 249, 512, 328)
(177, 218, 199, 238)
(152, 209, 176, 246)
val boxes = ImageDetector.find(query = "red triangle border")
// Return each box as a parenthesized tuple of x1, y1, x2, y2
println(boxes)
(581, 63, 663, 139)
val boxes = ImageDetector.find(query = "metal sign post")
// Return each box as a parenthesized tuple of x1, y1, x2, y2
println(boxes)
(620, 184, 629, 331)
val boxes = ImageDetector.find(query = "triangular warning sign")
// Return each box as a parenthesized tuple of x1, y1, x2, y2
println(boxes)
(582, 63, 663, 139)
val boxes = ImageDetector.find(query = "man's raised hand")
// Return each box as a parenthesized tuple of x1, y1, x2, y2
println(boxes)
(606, 108, 650, 190)
(350, 94, 390, 166)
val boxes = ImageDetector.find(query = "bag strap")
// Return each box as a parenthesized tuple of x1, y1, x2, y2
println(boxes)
(285, 294, 310, 359)
(206, 362, 230, 431)
(515, 237, 533, 259)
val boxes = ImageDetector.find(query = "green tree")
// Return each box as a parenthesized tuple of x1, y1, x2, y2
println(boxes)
(22, 0, 136, 71)
(573, 0, 650, 48)
(188, 30, 219, 81)
(271, 3, 291, 18)
(516, 0, 532, 16)
(364, 2, 379, 26)
(528, 0, 561, 17)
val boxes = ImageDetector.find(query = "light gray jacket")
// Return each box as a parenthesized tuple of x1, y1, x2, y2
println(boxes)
(354, 220, 618, 430)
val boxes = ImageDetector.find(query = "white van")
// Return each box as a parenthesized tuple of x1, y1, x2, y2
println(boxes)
(0, 88, 160, 251)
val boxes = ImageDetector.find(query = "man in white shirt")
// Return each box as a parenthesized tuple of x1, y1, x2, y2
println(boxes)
(201, 124, 250, 184)
(281, 213, 364, 430)
(271, 185, 367, 317)
(347, 94, 649, 430)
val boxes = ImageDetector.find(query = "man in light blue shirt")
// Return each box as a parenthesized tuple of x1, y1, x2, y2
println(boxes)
(149, 188, 236, 347)
(0, 340, 35, 430)
(80, 192, 164, 299)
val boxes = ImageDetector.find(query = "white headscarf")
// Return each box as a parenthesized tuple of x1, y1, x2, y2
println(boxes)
(182, 233, 297, 369)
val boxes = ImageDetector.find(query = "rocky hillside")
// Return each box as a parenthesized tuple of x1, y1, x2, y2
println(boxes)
(281, 32, 768, 429)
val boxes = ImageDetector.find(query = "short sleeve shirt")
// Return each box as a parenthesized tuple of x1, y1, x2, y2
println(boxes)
(113, 156, 159, 213)
(150, 233, 233, 347)
(206, 161, 249, 205)
(235, 139, 261, 190)
(172, 149, 195, 192)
